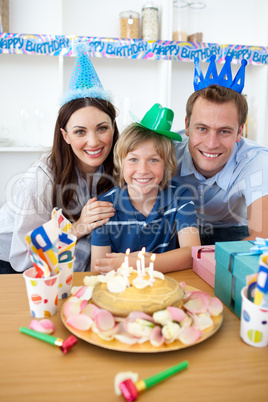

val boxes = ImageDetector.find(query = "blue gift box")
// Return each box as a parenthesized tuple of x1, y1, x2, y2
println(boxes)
(214, 241, 260, 318)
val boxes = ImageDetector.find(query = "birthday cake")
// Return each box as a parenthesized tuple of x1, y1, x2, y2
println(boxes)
(63, 266, 223, 348)
(91, 270, 185, 317)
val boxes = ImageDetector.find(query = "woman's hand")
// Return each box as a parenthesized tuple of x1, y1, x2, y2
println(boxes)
(71, 197, 115, 239)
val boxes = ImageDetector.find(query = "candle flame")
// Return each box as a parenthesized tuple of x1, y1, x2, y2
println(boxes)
(141, 247, 146, 254)
(138, 251, 142, 259)
(126, 248, 130, 255)
(150, 254, 156, 262)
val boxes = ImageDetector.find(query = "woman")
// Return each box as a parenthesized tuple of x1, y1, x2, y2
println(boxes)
(0, 45, 119, 273)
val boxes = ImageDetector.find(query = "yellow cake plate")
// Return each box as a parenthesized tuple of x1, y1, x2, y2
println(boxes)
(61, 285, 223, 353)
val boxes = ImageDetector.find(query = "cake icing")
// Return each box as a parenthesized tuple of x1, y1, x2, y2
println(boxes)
(92, 271, 185, 317)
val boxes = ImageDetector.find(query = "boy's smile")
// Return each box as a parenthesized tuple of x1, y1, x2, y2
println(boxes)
(123, 140, 165, 201)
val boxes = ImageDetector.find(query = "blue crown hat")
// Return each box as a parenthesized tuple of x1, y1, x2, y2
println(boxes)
(194, 54, 248, 94)
(60, 41, 112, 106)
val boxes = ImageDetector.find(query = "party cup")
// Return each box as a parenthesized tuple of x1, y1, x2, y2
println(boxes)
(240, 286, 268, 347)
(23, 267, 61, 318)
(58, 256, 75, 299)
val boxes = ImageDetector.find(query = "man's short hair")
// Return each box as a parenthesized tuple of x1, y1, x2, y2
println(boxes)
(186, 85, 248, 127)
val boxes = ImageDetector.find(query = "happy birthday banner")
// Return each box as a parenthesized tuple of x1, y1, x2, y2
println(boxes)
(1, 33, 268, 65)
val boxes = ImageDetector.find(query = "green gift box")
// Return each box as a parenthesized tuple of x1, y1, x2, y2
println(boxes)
(214, 241, 260, 318)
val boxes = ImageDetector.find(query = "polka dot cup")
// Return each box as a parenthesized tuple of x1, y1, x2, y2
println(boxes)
(240, 286, 268, 347)
(23, 267, 61, 318)
(58, 257, 75, 300)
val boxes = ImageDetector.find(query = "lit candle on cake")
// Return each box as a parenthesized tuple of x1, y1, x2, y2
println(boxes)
(121, 262, 128, 282)
(141, 247, 146, 276)
(124, 248, 130, 276)
(137, 251, 142, 277)
(149, 254, 156, 281)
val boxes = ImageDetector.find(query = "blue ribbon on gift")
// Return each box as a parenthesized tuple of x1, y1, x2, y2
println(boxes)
(249, 237, 268, 254)
(227, 238, 268, 309)
(227, 238, 268, 274)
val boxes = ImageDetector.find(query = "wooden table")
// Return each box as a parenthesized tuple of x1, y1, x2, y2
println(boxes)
(0, 270, 267, 402)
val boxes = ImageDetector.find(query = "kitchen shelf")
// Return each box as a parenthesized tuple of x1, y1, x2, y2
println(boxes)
(0, 146, 50, 152)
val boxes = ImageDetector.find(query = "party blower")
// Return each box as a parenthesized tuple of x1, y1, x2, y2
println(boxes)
(118, 361, 189, 401)
(20, 327, 77, 354)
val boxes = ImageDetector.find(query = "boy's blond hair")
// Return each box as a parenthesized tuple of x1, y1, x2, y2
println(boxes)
(114, 123, 177, 189)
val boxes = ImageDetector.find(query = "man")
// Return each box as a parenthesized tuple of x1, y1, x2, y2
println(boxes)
(174, 56, 268, 245)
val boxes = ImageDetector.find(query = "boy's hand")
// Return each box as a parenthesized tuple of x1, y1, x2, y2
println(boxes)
(94, 252, 141, 273)
(94, 253, 125, 273)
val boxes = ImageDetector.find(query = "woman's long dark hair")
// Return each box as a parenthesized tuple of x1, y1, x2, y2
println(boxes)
(47, 97, 119, 222)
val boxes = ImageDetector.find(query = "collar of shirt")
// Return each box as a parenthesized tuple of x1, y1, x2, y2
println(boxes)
(69, 164, 105, 211)
(76, 164, 104, 198)
(180, 143, 238, 190)
(110, 183, 176, 216)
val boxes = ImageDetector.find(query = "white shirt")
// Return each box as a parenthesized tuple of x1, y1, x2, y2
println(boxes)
(174, 135, 268, 228)
(0, 154, 101, 272)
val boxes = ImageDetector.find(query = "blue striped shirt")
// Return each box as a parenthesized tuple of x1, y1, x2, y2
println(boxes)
(91, 182, 197, 253)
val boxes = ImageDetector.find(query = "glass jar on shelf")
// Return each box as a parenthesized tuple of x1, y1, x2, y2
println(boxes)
(119, 10, 140, 39)
(0, 0, 10, 33)
(141, 2, 159, 41)
(172, 0, 189, 42)
(187, 1, 206, 42)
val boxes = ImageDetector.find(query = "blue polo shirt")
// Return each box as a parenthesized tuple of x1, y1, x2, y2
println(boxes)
(91, 182, 197, 253)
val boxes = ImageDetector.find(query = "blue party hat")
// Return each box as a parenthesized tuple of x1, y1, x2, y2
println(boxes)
(60, 41, 111, 106)
(194, 55, 247, 94)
